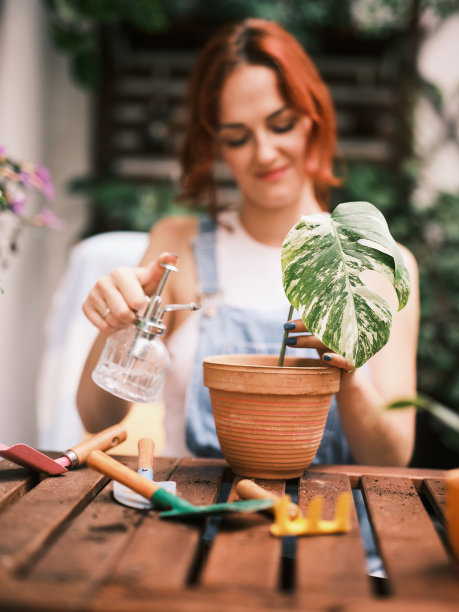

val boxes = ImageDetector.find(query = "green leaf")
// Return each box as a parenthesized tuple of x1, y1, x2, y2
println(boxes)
(387, 395, 459, 451)
(281, 201, 411, 368)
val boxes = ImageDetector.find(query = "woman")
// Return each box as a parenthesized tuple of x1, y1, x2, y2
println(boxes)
(77, 18, 418, 467)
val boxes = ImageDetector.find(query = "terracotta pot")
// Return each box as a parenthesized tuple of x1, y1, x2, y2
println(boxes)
(203, 354, 340, 479)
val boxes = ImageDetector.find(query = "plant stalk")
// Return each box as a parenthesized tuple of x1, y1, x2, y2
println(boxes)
(278, 305, 294, 367)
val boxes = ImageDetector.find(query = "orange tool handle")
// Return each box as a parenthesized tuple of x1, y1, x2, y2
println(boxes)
(88, 450, 162, 500)
(236, 479, 300, 519)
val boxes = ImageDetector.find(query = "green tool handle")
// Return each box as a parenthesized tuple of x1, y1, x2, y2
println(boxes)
(88, 450, 193, 511)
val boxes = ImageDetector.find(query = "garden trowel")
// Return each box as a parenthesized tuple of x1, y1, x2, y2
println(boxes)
(0, 424, 127, 475)
(113, 437, 176, 509)
(88, 450, 275, 519)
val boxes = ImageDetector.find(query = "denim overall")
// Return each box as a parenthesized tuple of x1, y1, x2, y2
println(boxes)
(184, 216, 381, 574)
(185, 216, 353, 465)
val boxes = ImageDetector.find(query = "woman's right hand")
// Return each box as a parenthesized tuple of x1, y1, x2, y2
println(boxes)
(82, 252, 178, 331)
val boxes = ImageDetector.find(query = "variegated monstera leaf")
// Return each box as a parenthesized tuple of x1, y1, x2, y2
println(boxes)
(281, 201, 411, 368)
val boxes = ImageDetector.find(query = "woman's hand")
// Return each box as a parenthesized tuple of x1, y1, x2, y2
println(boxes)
(82, 252, 178, 331)
(283, 319, 356, 372)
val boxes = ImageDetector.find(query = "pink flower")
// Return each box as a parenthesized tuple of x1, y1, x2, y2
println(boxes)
(19, 169, 32, 188)
(33, 207, 65, 230)
(9, 194, 26, 215)
(1, 145, 61, 227)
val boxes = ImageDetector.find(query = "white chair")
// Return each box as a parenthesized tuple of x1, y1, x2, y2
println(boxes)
(36, 231, 149, 450)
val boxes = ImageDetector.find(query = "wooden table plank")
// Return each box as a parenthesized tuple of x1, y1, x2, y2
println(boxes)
(0, 456, 180, 612)
(200, 476, 285, 590)
(361, 475, 459, 601)
(29, 456, 163, 581)
(91, 589, 459, 612)
(0, 460, 457, 612)
(341, 596, 459, 612)
(295, 471, 371, 598)
(423, 477, 447, 524)
(315, 465, 447, 491)
(0, 466, 108, 575)
(0, 459, 39, 512)
(171, 457, 227, 505)
(92, 583, 296, 612)
(93, 457, 226, 601)
(0, 574, 91, 612)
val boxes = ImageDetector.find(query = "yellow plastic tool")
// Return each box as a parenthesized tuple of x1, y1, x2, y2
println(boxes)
(270, 492, 352, 537)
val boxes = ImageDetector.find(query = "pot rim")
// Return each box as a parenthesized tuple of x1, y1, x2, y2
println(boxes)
(203, 353, 336, 372)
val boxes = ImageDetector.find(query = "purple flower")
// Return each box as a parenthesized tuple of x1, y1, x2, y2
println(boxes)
(33, 207, 65, 230)
(19, 169, 32, 188)
(35, 164, 51, 183)
(34, 165, 54, 199)
(1, 147, 62, 230)
(9, 195, 26, 215)
(39, 178, 55, 201)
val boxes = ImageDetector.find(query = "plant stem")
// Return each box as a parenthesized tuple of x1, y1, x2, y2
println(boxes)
(278, 305, 294, 367)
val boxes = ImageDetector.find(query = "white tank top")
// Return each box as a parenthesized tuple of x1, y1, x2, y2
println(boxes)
(162, 210, 290, 455)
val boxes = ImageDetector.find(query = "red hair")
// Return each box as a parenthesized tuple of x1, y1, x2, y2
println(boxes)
(178, 18, 340, 216)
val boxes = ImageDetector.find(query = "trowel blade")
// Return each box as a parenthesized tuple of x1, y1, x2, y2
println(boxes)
(113, 467, 176, 509)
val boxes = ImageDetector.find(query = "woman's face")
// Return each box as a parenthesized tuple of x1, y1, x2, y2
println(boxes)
(217, 64, 313, 212)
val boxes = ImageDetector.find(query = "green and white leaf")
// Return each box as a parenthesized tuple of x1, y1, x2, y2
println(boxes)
(281, 201, 411, 368)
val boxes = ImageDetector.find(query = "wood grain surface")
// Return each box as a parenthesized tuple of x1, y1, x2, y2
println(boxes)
(0, 457, 456, 612)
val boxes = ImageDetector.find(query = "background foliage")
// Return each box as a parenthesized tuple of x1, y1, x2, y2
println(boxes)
(43, 0, 459, 466)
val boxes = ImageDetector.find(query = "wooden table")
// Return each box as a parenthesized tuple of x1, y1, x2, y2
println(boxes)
(0, 455, 457, 611)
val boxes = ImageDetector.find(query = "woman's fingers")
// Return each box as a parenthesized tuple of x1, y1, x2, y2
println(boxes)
(82, 252, 180, 331)
(285, 334, 327, 350)
(111, 268, 150, 317)
(83, 269, 146, 331)
(283, 319, 308, 333)
(283, 319, 356, 372)
(138, 252, 179, 295)
(322, 353, 356, 373)
(82, 291, 113, 330)
(284, 319, 327, 349)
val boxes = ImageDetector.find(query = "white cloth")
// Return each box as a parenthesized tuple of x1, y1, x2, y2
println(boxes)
(163, 210, 290, 455)
(36, 231, 149, 450)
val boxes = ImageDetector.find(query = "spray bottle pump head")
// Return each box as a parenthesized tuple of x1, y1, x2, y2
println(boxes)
(135, 263, 200, 335)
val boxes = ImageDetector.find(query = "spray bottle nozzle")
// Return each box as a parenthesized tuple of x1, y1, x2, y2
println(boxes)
(136, 262, 200, 335)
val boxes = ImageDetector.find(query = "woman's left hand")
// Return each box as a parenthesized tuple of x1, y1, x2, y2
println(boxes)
(284, 319, 355, 372)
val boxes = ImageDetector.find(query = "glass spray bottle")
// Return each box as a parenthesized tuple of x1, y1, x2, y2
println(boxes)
(92, 263, 199, 403)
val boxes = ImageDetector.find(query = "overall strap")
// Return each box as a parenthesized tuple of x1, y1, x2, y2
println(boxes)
(192, 215, 221, 296)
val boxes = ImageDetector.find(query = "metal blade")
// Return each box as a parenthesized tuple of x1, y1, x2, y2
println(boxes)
(113, 467, 176, 509)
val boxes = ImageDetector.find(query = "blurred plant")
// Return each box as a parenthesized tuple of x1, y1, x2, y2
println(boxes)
(42, 0, 459, 89)
(388, 395, 459, 453)
(69, 176, 189, 235)
(42, 0, 175, 89)
(341, 163, 459, 422)
(0, 146, 64, 283)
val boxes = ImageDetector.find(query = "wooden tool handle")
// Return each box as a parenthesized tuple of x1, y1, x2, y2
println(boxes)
(88, 450, 160, 500)
(236, 479, 300, 519)
(137, 437, 155, 471)
(69, 424, 127, 465)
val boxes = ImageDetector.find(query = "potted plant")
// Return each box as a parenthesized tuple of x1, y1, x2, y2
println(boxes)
(0, 146, 63, 289)
(203, 201, 411, 479)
